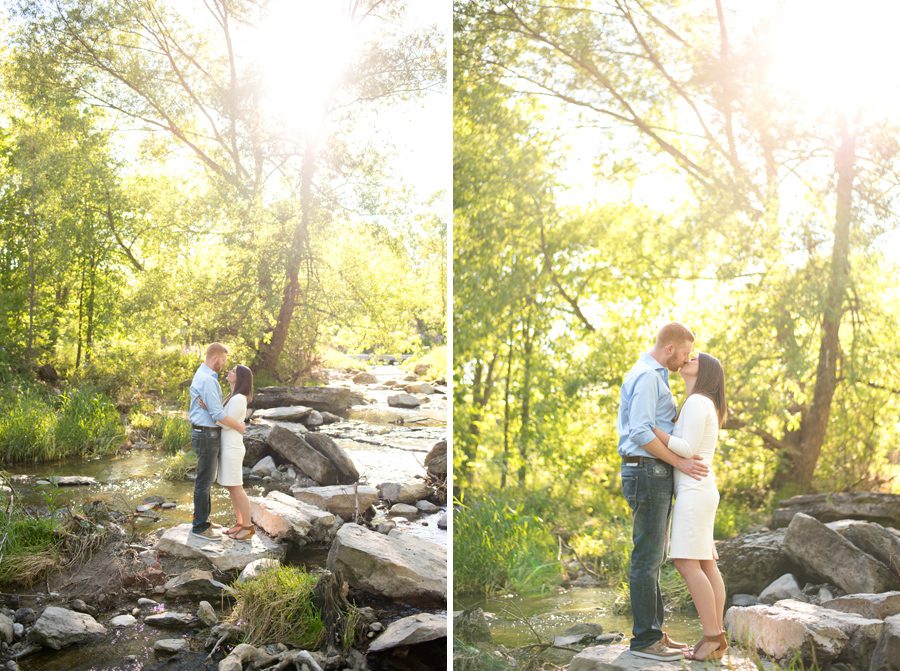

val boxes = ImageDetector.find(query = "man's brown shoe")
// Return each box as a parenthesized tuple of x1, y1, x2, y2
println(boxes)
(662, 631, 689, 649)
(190, 527, 222, 540)
(631, 640, 684, 662)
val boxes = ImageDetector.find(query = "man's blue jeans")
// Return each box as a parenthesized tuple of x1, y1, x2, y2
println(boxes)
(621, 459, 674, 651)
(191, 428, 220, 533)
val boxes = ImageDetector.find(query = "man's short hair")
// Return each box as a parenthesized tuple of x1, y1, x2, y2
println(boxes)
(655, 323, 694, 347)
(206, 342, 228, 358)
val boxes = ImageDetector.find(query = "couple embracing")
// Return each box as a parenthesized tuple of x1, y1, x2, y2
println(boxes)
(188, 342, 256, 542)
(618, 323, 729, 662)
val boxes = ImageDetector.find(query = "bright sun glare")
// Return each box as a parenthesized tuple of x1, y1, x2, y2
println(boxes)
(767, 0, 900, 117)
(254, 1, 357, 134)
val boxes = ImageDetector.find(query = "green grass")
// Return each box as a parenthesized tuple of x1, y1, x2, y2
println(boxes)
(162, 449, 197, 481)
(0, 387, 124, 464)
(229, 565, 324, 649)
(0, 509, 61, 586)
(454, 495, 560, 596)
(402, 345, 447, 379)
(149, 415, 191, 454)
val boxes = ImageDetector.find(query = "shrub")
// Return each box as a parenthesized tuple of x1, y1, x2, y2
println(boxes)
(162, 449, 197, 481)
(0, 391, 56, 462)
(54, 388, 125, 458)
(149, 415, 191, 454)
(0, 509, 60, 586)
(453, 494, 559, 596)
(229, 566, 324, 649)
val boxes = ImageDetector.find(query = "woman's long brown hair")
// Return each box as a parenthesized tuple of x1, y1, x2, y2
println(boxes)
(690, 352, 728, 427)
(224, 365, 254, 405)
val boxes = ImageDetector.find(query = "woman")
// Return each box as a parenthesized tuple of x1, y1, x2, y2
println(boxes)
(215, 365, 255, 541)
(653, 352, 728, 662)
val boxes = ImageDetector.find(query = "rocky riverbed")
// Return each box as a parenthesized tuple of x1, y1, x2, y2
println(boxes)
(0, 364, 448, 671)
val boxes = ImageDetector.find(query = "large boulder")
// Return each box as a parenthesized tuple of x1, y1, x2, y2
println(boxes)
(827, 520, 900, 576)
(251, 406, 314, 422)
(771, 492, 900, 529)
(404, 383, 435, 395)
(379, 481, 434, 505)
(155, 523, 286, 572)
(251, 386, 365, 416)
(242, 424, 273, 466)
(715, 528, 796, 597)
(368, 613, 446, 653)
(267, 425, 338, 485)
(725, 599, 883, 666)
(291, 485, 379, 520)
(424, 439, 447, 479)
(250, 491, 335, 543)
(304, 433, 359, 485)
(352, 372, 378, 385)
(29, 606, 106, 650)
(871, 613, 900, 671)
(387, 393, 421, 409)
(569, 643, 762, 670)
(822, 591, 900, 620)
(758, 573, 803, 604)
(783, 513, 898, 594)
(326, 524, 446, 607)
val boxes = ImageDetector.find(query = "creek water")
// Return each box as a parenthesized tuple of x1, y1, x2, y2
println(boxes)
(457, 586, 700, 665)
(5, 364, 447, 670)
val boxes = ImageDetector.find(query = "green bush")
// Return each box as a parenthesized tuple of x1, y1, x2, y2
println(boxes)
(0, 391, 56, 462)
(54, 388, 125, 458)
(162, 449, 197, 481)
(149, 415, 191, 454)
(453, 494, 559, 596)
(229, 565, 324, 649)
(0, 509, 60, 586)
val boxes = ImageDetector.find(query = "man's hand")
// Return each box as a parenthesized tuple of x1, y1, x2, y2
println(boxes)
(675, 455, 709, 481)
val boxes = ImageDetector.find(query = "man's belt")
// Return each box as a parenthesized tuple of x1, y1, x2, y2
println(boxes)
(623, 455, 661, 465)
(191, 425, 220, 432)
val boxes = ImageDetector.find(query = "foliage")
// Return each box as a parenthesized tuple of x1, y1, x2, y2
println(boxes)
(0, 508, 60, 586)
(453, 495, 559, 595)
(162, 450, 197, 482)
(229, 565, 324, 650)
(148, 415, 191, 455)
(402, 345, 448, 380)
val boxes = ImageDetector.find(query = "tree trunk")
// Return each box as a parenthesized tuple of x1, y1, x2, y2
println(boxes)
(76, 262, 85, 368)
(26, 183, 36, 358)
(500, 323, 514, 489)
(85, 256, 97, 364)
(773, 118, 855, 491)
(517, 307, 534, 488)
(253, 138, 316, 375)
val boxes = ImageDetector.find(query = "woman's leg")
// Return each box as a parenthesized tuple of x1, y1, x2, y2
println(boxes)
(234, 486, 252, 528)
(225, 486, 245, 526)
(700, 559, 726, 632)
(673, 558, 720, 637)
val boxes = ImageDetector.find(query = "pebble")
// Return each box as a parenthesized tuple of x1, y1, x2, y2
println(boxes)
(110, 614, 137, 627)
(370, 622, 384, 632)
(12, 624, 23, 639)
(161, 502, 176, 509)
(154, 638, 188, 654)
(137, 598, 158, 608)
(13, 609, 35, 625)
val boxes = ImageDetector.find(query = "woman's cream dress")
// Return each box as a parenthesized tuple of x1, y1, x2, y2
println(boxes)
(666, 394, 720, 559)
(216, 394, 247, 487)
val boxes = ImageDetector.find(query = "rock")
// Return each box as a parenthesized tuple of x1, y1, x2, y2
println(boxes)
(454, 608, 491, 644)
(571, 575, 601, 588)
(144, 611, 197, 629)
(732, 594, 761, 607)
(367, 613, 446, 653)
(376, 520, 396, 534)
(51, 476, 98, 487)
(0, 614, 12, 644)
(303, 410, 324, 427)
(725, 599, 883, 665)
(250, 490, 335, 543)
(252, 405, 314, 422)
(69, 599, 97, 617)
(303, 433, 359, 484)
(37, 363, 59, 382)
(554, 622, 604, 647)
(143, 495, 166, 505)
(28, 606, 106, 650)
(404, 382, 435, 395)
(161, 502, 176, 509)
(370, 622, 384, 632)
(823, 591, 900, 620)
(352, 372, 378, 385)
(251, 456, 279, 477)
(389, 503, 419, 517)
(197, 601, 217, 627)
(12, 623, 23, 639)
(251, 386, 365, 416)
(871, 613, 900, 671)
(415, 500, 440, 514)
(827, 519, 900, 574)
(771, 492, 900, 529)
(379, 480, 433, 505)
(267, 425, 339, 485)
(242, 423, 272, 466)
(388, 393, 421, 409)
(570, 643, 764, 670)
(759, 573, 803, 604)
(424, 439, 447, 479)
(784, 513, 898, 594)
(155, 523, 286, 572)
(14, 608, 36, 625)
(438, 513, 447, 530)
(291, 485, 379, 520)
(110, 614, 137, 627)
(163, 568, 231, 599)
(153, 638, 188, 654)
(379, 482, 402, 502)
(238, 558, 281, 583)
(413, 364, 431, 376)
(717, 528, 796, 597)
(326, 523, 446, 607)
(320, 411, 341, 425)
(137, 598, 158, 608)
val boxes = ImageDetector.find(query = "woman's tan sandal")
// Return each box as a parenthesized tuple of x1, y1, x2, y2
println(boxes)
(232, 525, 256, 541)
(686, 632, 727, 662)
(223, 524, 243, 536)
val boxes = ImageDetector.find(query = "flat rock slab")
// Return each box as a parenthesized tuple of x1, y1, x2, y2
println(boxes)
(823, 591, 900, 620)
(388, 393, 421, 409)
(725, 599, 883, 665)
(368, 613, 447, 653)
(29, 607, 106, 650)
(163, 568, 232, 599)
(327, 523, 446, 607)
(250, 490, 335, 542)
(251, 386, 365, 416)
(771, 492, 900, 529)
(144, 611, 197, 629)
(304, 432, 359, 484)
(51, 476, 98, 486)
(251, 406, 314, 422)
(267, 425, 338, 485)
(569, 643, 771, 671)
(292, 485, 379, 520)
(155, 523, 286, 572)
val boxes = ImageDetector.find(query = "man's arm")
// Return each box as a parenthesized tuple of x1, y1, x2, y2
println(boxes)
(198, 388, 245, 434)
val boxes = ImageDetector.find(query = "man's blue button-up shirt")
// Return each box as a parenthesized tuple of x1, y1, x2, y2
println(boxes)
(617, 352, 677, 458)
(189, 363, 226, 427)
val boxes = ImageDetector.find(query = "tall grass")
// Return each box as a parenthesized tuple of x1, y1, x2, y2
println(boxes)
(149, 415, 191, 454)
(162, 449, 197, 481)
(454, 495, 560, 596)
(0, 509, 60, 586)
(0, 387, 124, 464)
(229, 566, 324, 649)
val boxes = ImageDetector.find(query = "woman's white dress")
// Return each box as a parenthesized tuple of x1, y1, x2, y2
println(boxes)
(217, 394, 247, 486)
(666, 394, 720, 559)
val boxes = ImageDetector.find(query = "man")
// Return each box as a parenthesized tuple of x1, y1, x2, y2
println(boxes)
(189, 343, 245, 540)
(617, 323, 709, 661)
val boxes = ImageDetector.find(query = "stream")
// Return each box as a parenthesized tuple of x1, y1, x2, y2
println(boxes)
(3, 364, 448, 671)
